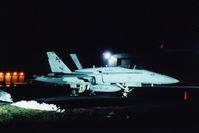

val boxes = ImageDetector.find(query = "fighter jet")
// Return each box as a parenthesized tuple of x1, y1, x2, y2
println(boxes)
(34, 52, 179, 98)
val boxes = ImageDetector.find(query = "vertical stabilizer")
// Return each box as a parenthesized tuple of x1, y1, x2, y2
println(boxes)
(70, 54, 83, 69)
(47, 52, 72, 73)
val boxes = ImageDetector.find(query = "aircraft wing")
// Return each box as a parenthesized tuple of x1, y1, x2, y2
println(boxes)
(45, 73, 92, 78)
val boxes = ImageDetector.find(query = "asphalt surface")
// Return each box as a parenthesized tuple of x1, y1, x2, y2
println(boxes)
(1, 84, 199, 133)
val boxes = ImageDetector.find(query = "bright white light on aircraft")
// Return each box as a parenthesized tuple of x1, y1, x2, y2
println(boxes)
(103, 52, 112, 59)
(109, 56, 117, 62)
(108, 56, 117, 66)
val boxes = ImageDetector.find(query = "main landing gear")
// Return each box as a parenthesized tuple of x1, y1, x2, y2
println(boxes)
(116, 83, 133, 98)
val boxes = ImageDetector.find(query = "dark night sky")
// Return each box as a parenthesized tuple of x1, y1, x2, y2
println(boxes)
(1, 1, 199, 84)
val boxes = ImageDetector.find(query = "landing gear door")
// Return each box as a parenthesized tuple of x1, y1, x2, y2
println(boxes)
(93, 71, 104, 84)
(94, 75, 104, 84)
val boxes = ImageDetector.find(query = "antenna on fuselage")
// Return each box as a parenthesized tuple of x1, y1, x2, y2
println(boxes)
(133, 65, 136, 69)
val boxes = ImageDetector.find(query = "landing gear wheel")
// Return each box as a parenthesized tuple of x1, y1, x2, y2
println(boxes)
(122, 92, 128, 98)
(70, 90, 78, 96)
(121, 87, 134, 98)
(89, 90, 96, 96)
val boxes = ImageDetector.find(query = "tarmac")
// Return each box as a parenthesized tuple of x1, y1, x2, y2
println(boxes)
(1, 84, 199, 132)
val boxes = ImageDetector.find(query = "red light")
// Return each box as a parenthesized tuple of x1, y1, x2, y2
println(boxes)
(160, 41, 165, 49)
(183, 90, 188, 101)
(160, 44, 164, 49)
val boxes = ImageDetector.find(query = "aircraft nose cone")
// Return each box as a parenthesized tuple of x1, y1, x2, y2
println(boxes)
(167, 76, 180, 84)
(173, 78, 180, 83)
(157, 74, 180, 84)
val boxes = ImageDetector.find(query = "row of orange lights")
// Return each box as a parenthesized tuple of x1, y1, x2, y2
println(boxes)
(0, 72, 24, 76)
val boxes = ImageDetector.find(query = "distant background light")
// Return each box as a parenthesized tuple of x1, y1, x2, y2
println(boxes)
(160, 44, 164, 49)
(13, 72, 17, 75)
(0, 72, 3, 76)
(6, 85, 10, 87)
(103, 52, 112, 59)
(6, 73, 11, 76)
(160, 41, 165, 49)
(20, 72, 24, 76)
